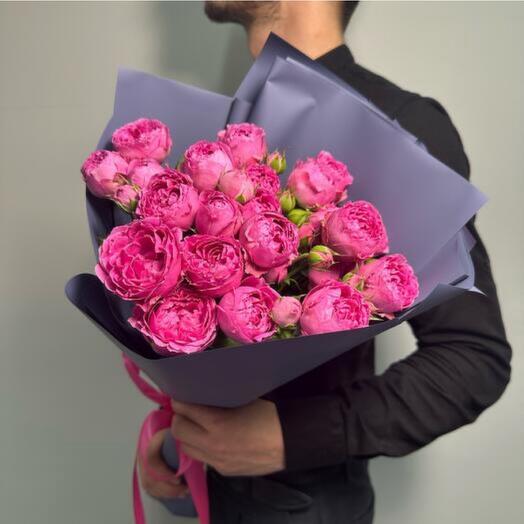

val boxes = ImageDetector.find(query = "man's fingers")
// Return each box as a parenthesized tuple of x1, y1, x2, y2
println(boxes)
(171, 399, 225, 429)
(180, 442, 210, 465)
(142, 477, 189, 500)
(171, 413, 208, 449)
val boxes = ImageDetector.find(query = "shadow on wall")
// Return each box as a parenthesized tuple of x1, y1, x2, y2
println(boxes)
(152, 1, 253, 95)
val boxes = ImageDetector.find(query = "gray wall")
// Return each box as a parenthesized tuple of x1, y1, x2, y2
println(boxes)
(0, 2, 522, 524)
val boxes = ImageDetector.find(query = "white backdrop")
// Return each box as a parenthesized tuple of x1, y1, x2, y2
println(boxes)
(0, 2, 522, 524)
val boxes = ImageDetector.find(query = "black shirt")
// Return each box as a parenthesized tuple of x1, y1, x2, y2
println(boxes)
(272, 44, 512, 471)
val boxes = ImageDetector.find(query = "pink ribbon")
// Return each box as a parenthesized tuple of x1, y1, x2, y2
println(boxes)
(122, 355, 209, 524)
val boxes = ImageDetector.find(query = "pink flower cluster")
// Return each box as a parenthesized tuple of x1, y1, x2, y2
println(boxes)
(82, 119, 418, 355)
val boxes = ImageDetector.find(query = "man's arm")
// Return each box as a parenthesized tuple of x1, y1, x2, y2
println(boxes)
(275, 97, 512, 469)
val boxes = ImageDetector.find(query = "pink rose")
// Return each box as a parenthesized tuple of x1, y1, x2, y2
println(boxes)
(181, 235, 244, 297)
(245, 163, 280, 194)
(217, 123, 267, 166)
(350, 254, 419, 314)
(127, 158, 164, 189)
(241, 190, 281, 222)
(271, 296, 302, 327)
(181, 140, 234, 191)
(113, 184, 139, 213)
(81, 150, 128, 199)
(239, 211, 299, 278)
(95, 217, 182, 302)
(136, 168, 199, 231)
(300, 281, 371, 335)
(218, 168, 256, 203)
(217, 276, 279, 343)
(308, 262, 346, 288)
(322, 200, 389, 261)
(112, 118, 172, 162)
(130, 286, 216, 355)
(195, 190, 242, 237)
(287, 151, 352, 209)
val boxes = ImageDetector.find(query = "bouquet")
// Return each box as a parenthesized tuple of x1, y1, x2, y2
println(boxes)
(66, 34, 486, 524)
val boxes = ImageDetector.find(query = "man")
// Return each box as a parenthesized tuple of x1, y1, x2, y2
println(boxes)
(139, 2, 512, 522)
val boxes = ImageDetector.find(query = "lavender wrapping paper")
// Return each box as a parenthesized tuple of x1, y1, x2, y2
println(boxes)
(67, 34, 485, 408)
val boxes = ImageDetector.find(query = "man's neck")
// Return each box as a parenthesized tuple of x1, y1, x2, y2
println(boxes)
(246, 3, 345, 59)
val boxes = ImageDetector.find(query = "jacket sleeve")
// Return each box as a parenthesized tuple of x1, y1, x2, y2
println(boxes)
(275, 97, 512, 470)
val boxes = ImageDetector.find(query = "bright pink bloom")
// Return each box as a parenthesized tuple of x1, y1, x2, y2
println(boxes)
(271, 296, 302, 327)
(195, 190, 242, 237)
(181, 235, 244, 298)
(81, 150, 128, 199)
(181, 140, 234, 191)
(113, 184, 139, 213)
(112, 118, 172, 161)
(217, 276, 279, 343)
(239, 211, 299, 278)
(136, 168, 199, 231)
(218, 168, 256, 203)
(126, 158, 164, 189)
(241, 190, 281, 222)
(349, 254, 419, 313)
(300, 281, 371, 335)
(245, 163, 280, 194)
(95, 217, 182, 302)
(287, 151, 352, 209)
(217, 123, 267, 166)
(322, 200, 389, 261)
(308, 263, 346, 288)
(130, 286, 217, 355)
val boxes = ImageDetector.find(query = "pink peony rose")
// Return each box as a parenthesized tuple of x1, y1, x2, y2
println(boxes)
(349, 254, 419, 314)
(95, 217, 182, 302)
(130, 285, 217, 355)
(217, 123, 267, 167)
(181, 140, 234, 191)
(126, 158, 164, 189)
(195, 190, 242, 237)
(322, 200, 389, 261)
(245, 163, 281, 194)
(287, 151, 352, 209)
(112, 118, 172, 162)
(241, 190, 281, 222)
(300, 281, 371, 335)
(81, 150, 129, 199)
(217, 276, 279, 343)
(218, 168, 256, 203)
(136, 168, 199, 231)
(239, 211, 299, 279)
(181, 235, 244, 297)
(271, 296, 302, 327)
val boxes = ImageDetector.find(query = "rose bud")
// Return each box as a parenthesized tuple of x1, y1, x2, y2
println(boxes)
(322, 200, 389, 261)
(308, 264, 344, 288)
(113, 184, 139, 214)
(136, 168, 199, 231)
(300, 281, 371, 335)
(195, 190, 242, 237)
(287, 208, 311, 227)
(95, 217, 182, 302)
(218, 168, 256, 203)
(349, 254, 419, 314)
(112, 118, 172, 162)
(130, 286, 217, 355)
(217, 123, 267, 167)
(298, 205, 337, 248)
(287, 151, 352, 209)
(81, 150, 129, 199)
(271, 296, 302, 328)
(181, 235, 244, 297)
(239, 211, 299, 280)
(181, 140, 234, 191)
(217, 276, 279, 343)
(241, 190, 281, 222)
(245, 163, 281, 194)
(308, 245, 335, 270)
(279, 189, 296, 214)
(267, 151, 286, 174)
(126, 158, 164, 190)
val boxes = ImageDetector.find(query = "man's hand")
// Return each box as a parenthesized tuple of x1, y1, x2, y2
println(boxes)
(138, 429, 190, 499)
(171, 398, 285, 477)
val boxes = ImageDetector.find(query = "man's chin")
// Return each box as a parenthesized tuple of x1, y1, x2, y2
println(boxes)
(204, 1, 272, 26)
